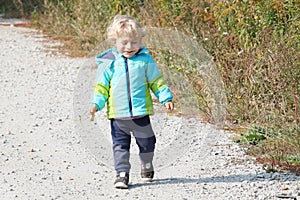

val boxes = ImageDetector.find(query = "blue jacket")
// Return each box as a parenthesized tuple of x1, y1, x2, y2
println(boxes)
(92, 47, 173, 119)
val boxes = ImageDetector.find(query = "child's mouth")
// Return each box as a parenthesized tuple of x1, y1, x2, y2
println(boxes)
(125, 50, 134, 54)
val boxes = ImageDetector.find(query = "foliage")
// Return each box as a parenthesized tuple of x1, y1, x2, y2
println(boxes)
(235, 126, 268, 145)
(0, 0, 42, 18)
(240, 126, 300, 174)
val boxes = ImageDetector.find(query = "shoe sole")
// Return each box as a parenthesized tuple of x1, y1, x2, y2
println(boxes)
(114, 182, 128, 189)
(141, 177, 153, 182)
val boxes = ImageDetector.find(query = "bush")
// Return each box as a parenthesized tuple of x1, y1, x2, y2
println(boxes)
(0, 0, 42, 18)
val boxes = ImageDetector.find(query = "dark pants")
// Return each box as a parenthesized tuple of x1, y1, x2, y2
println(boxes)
(110, 115, 156, 173)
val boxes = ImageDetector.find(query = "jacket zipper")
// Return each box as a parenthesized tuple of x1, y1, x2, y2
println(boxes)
(124, 57, 133, 117)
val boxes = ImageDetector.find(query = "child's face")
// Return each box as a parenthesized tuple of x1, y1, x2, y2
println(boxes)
(115, 35, 141, 58)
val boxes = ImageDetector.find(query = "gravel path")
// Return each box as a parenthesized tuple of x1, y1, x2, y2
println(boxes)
(0, 25, 299, 200)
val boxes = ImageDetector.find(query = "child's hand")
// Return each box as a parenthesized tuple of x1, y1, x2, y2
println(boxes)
(90, 105, 98, 115)
(165, 102, 174, 111)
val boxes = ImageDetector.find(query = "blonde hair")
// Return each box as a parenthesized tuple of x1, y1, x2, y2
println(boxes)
(107, 14, 146, 43)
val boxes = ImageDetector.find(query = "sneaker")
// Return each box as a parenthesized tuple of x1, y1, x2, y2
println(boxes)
(141, 171, 154, 182)
(114, 172, 129, 189)
(141, 162, 154, 182)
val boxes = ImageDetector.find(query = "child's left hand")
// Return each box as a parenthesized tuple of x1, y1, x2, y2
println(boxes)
(165, 102, 174, 111)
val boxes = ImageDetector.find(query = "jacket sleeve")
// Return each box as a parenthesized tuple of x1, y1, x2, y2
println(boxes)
(146, 56, 173, 104)
(91, 58, 112, 111)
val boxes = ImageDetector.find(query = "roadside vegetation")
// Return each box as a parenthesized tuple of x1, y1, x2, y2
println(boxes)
(1, 0, 299, 174)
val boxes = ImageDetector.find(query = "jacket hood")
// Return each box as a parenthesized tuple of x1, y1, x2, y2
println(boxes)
(96, 46, 149, 65)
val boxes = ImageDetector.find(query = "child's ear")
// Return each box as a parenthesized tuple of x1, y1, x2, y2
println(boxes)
(108, 38, 116, 45)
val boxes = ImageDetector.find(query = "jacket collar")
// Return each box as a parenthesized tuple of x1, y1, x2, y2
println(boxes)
(112, 46, 149, 59)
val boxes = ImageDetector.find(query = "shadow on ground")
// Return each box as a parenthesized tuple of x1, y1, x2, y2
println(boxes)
(129, 172, 300, 189)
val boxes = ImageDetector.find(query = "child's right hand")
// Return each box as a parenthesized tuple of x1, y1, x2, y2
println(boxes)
(90, 105, 98, 116)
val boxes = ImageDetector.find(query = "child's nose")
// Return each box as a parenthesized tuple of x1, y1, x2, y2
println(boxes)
(125, 42, 132, 49)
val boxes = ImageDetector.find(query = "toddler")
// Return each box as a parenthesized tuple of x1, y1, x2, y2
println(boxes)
(90, 14, 174, 189)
